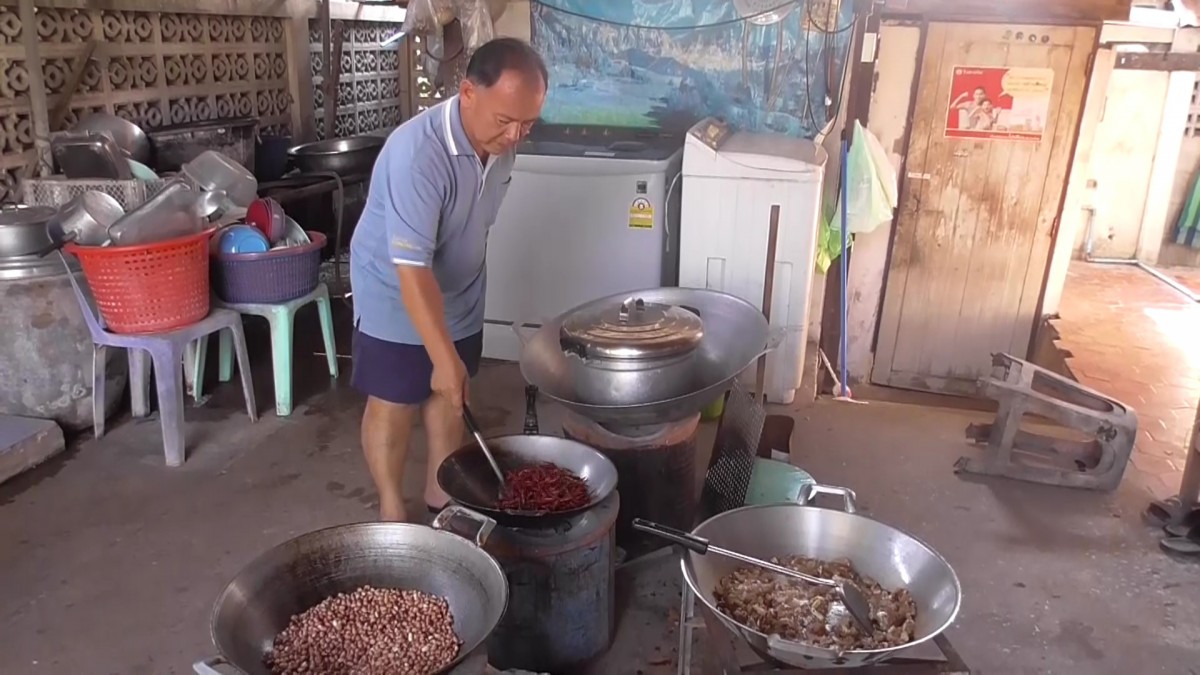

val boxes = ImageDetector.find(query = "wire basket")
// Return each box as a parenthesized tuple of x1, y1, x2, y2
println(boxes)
(69, 229, 213, 334)
(20, 176, 167, 211)
(212, 231, 327, 304)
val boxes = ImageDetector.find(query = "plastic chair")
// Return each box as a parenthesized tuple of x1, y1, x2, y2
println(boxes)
(61, 254, 258, 467)
(191, 283, 337, 416)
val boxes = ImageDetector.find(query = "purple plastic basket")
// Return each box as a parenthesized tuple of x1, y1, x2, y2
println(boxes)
(212, 231, 327, 304)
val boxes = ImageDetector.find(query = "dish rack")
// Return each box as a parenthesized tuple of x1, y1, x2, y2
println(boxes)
(20, 176, 167, 211)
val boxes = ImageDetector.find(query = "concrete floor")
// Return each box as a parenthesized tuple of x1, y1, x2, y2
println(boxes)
(0, 314, 1198, 675)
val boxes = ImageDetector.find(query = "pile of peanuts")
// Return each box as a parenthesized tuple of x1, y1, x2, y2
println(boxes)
(266, 586, 461, 674)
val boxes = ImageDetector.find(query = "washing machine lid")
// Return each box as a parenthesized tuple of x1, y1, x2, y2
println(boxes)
(518, 125, 684, 162)
(685, 130, 827, 177)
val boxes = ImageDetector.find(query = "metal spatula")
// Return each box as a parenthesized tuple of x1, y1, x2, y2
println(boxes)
(462, 404, 506, 489)
(632, 518, 876, 634)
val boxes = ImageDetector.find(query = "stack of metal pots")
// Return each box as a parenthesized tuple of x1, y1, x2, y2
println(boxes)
(0, 204, 125, 431)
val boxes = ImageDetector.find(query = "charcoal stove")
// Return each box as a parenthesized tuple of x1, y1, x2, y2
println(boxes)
(562, 410, 701, 559)
(483, 490, 620, 673)
(438, 386, 621, 673)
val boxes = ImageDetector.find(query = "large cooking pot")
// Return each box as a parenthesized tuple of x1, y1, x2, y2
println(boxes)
(517, 287, 778, 426)
(0, 204, 57, 257)
(193, 507, 509, 675)
(682, 484, 961, 669)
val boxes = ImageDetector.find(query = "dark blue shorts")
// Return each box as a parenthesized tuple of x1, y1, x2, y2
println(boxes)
(350, 328, 483, 405)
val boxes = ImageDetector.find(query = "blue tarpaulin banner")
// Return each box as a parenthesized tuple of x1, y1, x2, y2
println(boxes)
(530, 0, 854, 138)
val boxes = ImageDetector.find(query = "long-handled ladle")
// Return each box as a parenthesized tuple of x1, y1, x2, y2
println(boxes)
(632, 518, 876, 634)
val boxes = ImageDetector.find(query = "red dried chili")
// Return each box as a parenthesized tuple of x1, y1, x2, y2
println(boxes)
(497, 463, 591, 513)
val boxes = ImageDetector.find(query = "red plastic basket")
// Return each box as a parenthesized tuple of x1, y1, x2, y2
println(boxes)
(67, 229, 213, 334)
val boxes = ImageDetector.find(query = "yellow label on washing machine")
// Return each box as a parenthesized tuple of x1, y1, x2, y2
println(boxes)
(628, 197, 654, 229)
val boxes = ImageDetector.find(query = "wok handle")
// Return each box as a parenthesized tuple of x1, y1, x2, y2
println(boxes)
(510, 317, 541, 347)
(632, 518, 710, 554)
(755, 325, 797, 359)
(192, 656, 233, 674)
(432, 504, 496, 548)
(796, 483, 858, 514)
(523, 385, 540, 435)
(34, 230, 77, 258)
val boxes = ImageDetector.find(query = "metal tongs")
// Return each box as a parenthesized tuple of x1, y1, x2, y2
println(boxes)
(632, 518, 876, 634)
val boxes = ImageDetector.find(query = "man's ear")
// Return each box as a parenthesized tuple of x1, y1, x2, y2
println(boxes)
(458, 79, 475, 107)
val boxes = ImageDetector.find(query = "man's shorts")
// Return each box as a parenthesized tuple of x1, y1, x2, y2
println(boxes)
(350, 326, 483, 405)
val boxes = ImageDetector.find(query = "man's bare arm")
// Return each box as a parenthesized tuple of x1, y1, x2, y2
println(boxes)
(396, 266, 458, 369)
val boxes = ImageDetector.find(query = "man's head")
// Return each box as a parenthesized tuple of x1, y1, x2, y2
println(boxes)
(972, 87, 986, 103)
(458, 38, 547, 157)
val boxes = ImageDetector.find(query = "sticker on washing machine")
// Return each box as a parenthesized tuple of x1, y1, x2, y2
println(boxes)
(628, 198, 654, 229)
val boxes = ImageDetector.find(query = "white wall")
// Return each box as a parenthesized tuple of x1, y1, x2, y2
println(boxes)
(844, 22, 921, 383)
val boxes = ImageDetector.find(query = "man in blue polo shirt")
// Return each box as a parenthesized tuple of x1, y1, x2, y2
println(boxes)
(349, 38, 546, 521)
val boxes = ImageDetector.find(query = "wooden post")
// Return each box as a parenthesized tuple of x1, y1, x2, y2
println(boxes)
(17, 0, 51, 178)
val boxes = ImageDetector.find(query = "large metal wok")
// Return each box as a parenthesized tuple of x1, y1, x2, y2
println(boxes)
(438, 390, 619, 527)
(193, 507, 508, 674)
(517, 287, 776, 426)
(682, 484, 962, 669)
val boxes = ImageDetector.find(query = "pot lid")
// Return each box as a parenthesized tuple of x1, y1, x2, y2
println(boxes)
(0, 204, 55, 228)
(560, 297, 703, 361)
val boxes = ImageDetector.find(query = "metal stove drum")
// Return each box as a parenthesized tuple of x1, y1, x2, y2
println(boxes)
(437, 390, 621, 673)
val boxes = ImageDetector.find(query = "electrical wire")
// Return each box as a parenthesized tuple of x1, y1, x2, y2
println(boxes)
(529, 0, 803, 30)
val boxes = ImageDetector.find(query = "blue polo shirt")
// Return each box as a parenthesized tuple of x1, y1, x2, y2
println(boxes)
(350, 96, 515, 345)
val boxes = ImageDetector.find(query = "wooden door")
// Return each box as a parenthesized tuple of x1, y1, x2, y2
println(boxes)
(1086, 68, 1168, 259)
(872, 22, 1096, 395)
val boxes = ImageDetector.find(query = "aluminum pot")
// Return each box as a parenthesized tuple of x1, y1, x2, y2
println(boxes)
(288, 135, 385, 176)
(557, 295, 706, 405)
(73, 111, 151, 165)
(193, 506, 509, 675)
(516, 287, 780, 426)
(682, 484, 962, 669)
(0, 204, 56, 258)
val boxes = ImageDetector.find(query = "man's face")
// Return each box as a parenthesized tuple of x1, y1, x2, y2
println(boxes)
(972, 88, 986, 103)
(459, 70, 546, 156)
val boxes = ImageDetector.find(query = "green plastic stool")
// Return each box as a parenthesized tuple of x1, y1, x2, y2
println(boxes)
(191, 283, 338, 416)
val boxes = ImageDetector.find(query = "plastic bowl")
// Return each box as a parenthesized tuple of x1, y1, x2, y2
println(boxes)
(219, 224, 270, 254)
(245, 197, 287, 244)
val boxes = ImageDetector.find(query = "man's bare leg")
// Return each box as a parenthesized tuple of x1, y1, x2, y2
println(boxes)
(422, 390, 465, 509)
(361, 395, 420, 521)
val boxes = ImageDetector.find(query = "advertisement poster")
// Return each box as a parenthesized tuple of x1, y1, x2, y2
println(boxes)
(531, 0, 854, 138)
(944, 66, 1054, 141)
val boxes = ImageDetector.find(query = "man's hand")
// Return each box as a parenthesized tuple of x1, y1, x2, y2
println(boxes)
(431, 357, 469, 410)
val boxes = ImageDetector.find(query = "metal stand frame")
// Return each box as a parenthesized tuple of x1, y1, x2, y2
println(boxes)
(956, 353, 1136, 491)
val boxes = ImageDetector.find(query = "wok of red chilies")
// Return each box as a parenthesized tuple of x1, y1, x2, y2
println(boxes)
(496, 463, 591, 513)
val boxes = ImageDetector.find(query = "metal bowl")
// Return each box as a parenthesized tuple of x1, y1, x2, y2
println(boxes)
(288, 135, 385, 176)
(438, 434, 619, 527)
(517, 287, 777, 426)
(195, 507, 509, 675)
(683, 484, 962, 669)
(74, 112, 151, 165)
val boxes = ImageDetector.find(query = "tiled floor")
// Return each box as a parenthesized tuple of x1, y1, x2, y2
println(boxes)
(1053, 261, 1200, 498)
